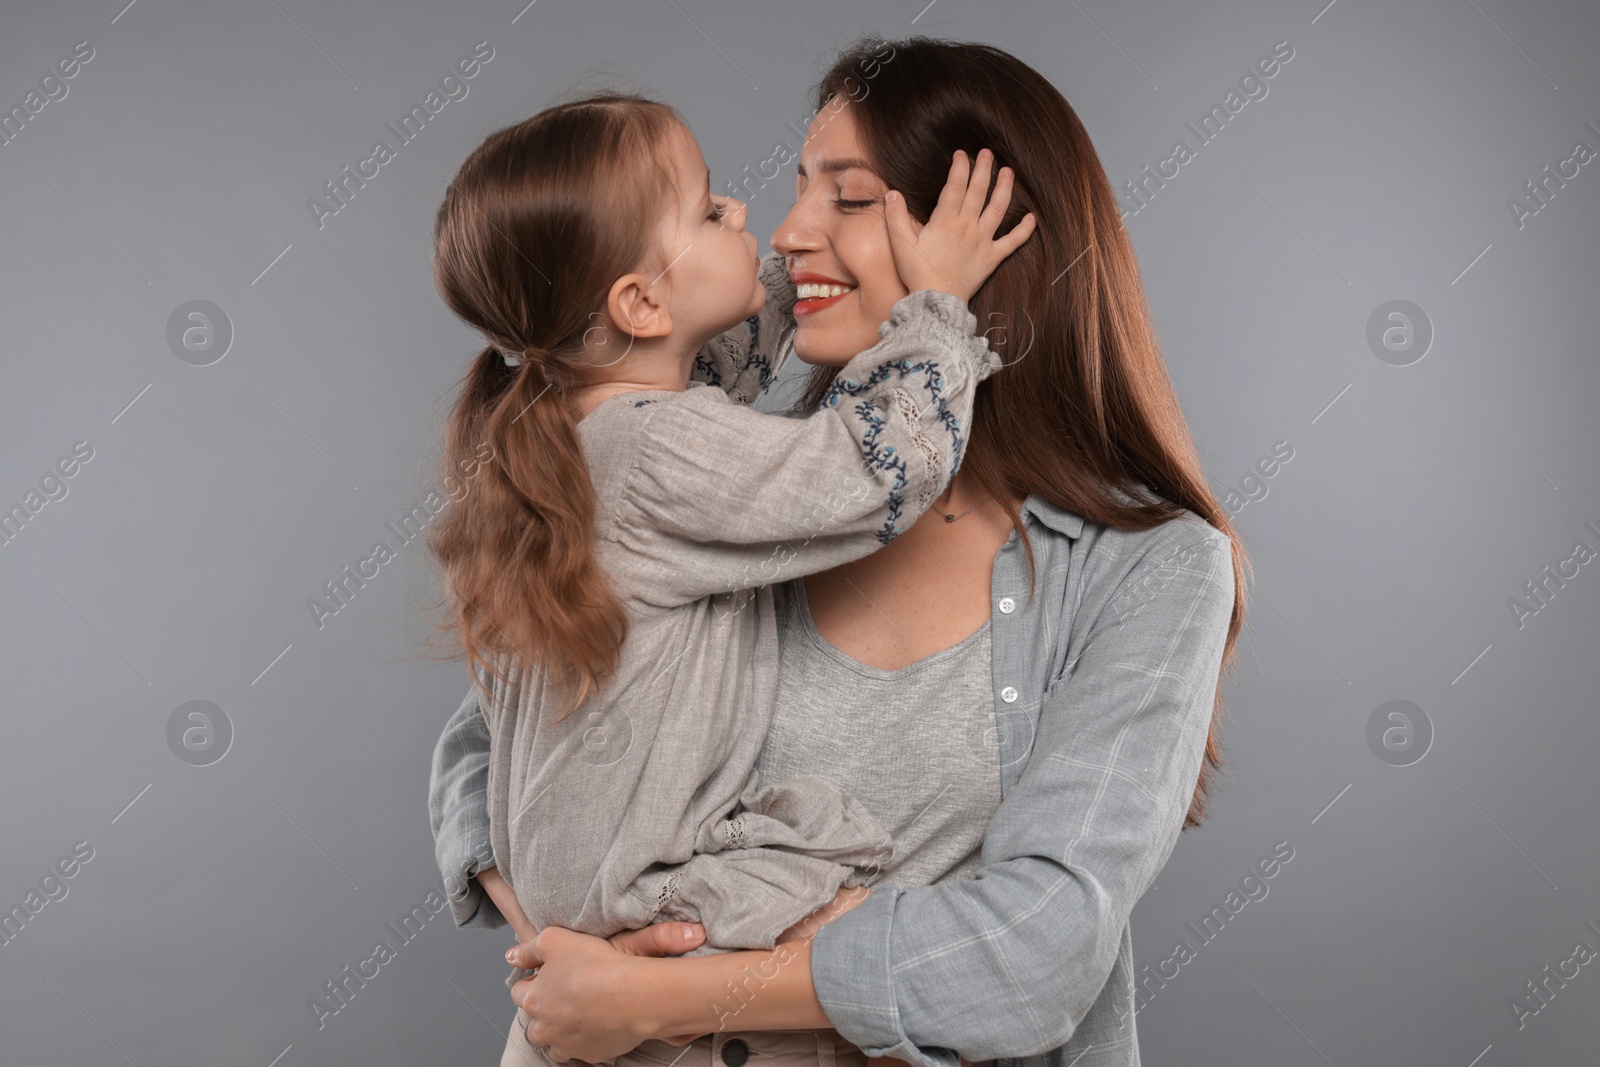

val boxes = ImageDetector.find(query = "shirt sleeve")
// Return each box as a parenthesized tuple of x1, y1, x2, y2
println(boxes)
(618, 286, 1002, 609)
(689, 250, 797, 404)
(807, 529, 1237, 1065)
(428, 681, 505, 930)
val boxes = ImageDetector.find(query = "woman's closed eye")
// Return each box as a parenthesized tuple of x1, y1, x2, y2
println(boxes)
(707, 201, 728, 221)
(834, 198, 878, 210)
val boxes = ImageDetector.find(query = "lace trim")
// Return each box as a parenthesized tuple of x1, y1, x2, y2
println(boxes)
(723, 814, 748, 850)
(888, 388, 940, 515)
(647, 869, 681, 924)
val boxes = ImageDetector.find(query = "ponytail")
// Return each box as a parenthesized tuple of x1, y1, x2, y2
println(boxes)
(428, 340, 628, 723)
(423, 92, 684, 722)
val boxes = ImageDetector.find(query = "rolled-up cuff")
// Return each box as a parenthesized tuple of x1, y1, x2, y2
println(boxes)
(809, 886, 960, 1067)
(446, 856, 507, 930)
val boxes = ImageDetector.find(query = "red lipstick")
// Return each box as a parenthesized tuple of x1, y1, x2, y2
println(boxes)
(790, 270, 858, 317)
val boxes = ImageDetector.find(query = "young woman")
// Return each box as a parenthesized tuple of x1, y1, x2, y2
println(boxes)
(431, 36, 1248, 1067)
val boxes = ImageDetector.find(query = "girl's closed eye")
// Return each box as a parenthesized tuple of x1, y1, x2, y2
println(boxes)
(834, 198, 877, 210)
(708, 199, 729, 222)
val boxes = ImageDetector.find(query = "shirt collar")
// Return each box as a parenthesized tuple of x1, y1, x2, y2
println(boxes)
(1020, 494, 1085, 538)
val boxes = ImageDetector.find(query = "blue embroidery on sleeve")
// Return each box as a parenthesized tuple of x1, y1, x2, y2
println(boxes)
(690, 349, 723, 388)
(821, 356, 967, 543)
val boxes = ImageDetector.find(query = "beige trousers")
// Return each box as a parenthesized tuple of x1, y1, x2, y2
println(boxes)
(500, 1008, 880, 1067)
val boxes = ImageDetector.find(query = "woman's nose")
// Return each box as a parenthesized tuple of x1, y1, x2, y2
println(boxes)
(771, 207, 821, 255)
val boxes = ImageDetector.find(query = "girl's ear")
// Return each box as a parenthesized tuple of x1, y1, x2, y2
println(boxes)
(606, 272, 673, 342)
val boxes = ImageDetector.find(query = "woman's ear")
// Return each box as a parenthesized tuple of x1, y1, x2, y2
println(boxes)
(607, 273, 673, 342)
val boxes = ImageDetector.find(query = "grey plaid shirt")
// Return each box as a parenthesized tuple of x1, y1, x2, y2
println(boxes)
(430, 492, 1235, 1067)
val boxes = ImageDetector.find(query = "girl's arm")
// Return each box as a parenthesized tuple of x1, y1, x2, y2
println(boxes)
(514, 528, 1237, 1067)
(617, 288, 1000, 609)
(690, 250, 797, 404)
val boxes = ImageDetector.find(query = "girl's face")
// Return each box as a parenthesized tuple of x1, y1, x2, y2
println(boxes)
(771, 101, 908, 367)
(652, 124, 766, 343)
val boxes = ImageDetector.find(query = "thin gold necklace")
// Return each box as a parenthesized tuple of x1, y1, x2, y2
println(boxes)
(939, 494, 993, 522)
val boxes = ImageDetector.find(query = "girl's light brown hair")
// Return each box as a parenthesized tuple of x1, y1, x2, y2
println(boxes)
(425, 91, 687, 721)
(800, 37, 1251, 828)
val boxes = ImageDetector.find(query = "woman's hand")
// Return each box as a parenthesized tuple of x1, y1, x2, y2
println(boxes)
(506, 920, 709, 1061)
(884, 147, 1036, 305)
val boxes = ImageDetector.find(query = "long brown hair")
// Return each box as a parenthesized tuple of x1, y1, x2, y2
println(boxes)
(425, 91, 687, 721)
(800, 37, 1251, 827)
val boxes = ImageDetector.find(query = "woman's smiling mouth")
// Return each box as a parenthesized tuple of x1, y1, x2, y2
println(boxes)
(792, 272, 857, 316)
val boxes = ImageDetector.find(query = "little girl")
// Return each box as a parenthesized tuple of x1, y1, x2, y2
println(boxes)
(425, 91, 1033, 1057)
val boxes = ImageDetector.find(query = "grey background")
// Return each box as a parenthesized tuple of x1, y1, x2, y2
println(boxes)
(2, 0, 1597, 1063)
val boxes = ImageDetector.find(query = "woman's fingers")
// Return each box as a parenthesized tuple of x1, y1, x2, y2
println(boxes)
(506, 939, 542, 970)
(605, 921, 705, 958)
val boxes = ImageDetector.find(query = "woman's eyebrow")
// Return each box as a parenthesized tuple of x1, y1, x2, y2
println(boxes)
(797, 157, 876, 177)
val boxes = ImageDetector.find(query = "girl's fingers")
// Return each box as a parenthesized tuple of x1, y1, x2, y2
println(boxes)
(993, 212, 1038, 257)
(961, 149, 994, 218)
(978, 167, 1015, 235)
(934, 150, 970, 218)
(883, 191, 923, 250)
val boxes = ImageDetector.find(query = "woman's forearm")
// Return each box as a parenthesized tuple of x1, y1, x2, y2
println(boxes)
(643, 936, 832, 1037)
(645, 885, 871, 1038)
(643, 883, 870, 1043)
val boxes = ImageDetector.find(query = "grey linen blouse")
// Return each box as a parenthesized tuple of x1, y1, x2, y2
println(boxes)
(472, 250, 1003, 961)
(430, 263, 1237, 1067)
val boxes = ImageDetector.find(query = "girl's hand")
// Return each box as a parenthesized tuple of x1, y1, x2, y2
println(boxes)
(883, 148, 1036, 305)
(506, 921, 709, 1061)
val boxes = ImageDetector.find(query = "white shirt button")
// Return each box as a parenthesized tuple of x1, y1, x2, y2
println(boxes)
(998, 596, 1016, 614)
(1000, 686, 1018, 703)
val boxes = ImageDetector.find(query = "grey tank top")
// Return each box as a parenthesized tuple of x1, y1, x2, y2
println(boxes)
(757, 577, 1004, 890)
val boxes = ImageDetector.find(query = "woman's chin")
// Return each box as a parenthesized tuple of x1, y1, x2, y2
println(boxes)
(790, 342, 853, 369)
(791, 322, 879, 368)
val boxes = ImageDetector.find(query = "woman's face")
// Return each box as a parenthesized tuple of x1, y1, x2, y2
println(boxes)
(771, 101, 909, 367)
